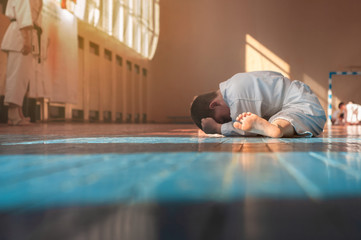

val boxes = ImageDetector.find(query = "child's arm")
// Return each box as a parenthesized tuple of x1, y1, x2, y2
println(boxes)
(201, 118, 222, 134)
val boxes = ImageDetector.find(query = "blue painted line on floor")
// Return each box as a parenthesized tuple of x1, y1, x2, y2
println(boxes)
(309, 152, 361, 180)
(1, 137, 226, 145)
(277, 152, 361, 199)
(0, 152, 361, 210)
(275, 153, 323, 200)
(2, 136, 361, 145)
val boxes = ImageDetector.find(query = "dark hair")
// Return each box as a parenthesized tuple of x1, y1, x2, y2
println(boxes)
(338, 102, 345, 109)
(190, 91, 218, 130)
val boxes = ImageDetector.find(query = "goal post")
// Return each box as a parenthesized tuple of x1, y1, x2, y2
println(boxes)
(328, 71, 361, 125)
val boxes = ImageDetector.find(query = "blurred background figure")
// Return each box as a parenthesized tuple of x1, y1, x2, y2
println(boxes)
(331, 102, 346, 125)
(0, 0, 42, 125)
(345, 101, 361, 125)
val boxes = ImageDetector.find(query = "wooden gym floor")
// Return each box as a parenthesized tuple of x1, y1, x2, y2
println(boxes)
(0, 123, 360, 240)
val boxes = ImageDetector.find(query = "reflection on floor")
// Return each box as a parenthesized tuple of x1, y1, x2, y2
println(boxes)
(0, 123, 361, 240)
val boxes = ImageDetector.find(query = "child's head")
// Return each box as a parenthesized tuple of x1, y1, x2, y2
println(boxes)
(339, 102, 345, 110)
(190, 90, 231, 130)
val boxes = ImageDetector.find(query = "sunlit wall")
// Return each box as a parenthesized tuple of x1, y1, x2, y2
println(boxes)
(67, 0, 159, 59)
(245, 34, 290, 78)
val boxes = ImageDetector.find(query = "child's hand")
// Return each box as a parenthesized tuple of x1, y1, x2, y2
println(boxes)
(201, 118, 222, 134)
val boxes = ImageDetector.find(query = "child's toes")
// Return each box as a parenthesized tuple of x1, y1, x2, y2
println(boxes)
(233, 121, 242, 129)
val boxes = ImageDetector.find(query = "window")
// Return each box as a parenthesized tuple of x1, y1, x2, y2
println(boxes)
(74, 0, 159, 59)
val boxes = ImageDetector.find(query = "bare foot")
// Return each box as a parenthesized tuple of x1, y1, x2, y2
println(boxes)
(233, 112, 282, 138)
(8, 118, 31, 126)
(8, 107, 32, 126)
(18, 108, 31, 122)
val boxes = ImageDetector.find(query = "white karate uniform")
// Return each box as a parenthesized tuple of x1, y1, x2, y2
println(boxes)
(1, 0, 42, 106)
(346, 103, 361, 124)
(220, 71, 327, 137)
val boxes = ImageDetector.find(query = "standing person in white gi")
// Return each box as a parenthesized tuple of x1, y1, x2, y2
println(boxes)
(1, 0, 42, 125)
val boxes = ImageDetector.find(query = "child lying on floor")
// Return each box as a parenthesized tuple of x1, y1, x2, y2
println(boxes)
(190, 71, 326, 138)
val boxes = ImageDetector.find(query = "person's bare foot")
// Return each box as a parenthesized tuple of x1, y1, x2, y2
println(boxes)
(8, 107, 31, 126)
(18, 108, 31, 122)
(8, 118, 31, 126)
(233, 112, 282, 138)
